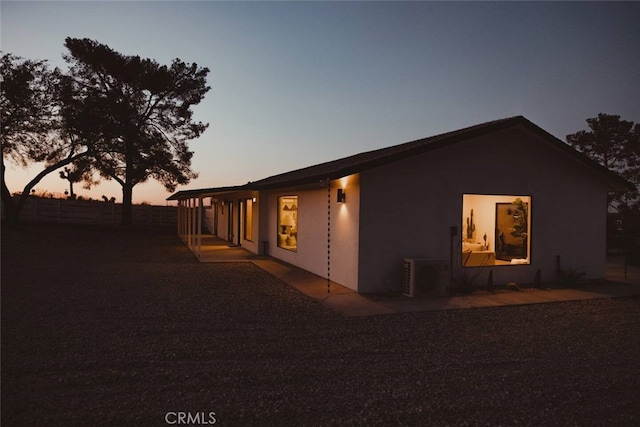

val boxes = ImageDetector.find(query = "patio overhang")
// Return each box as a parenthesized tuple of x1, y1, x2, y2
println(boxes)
(166, 184, 250, 201)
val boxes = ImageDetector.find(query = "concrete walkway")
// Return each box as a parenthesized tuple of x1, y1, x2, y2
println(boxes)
(192, 237, 640, 317)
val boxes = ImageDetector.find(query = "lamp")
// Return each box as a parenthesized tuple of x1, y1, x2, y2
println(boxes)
(252, 197, 257, 203)
(282, 215, 295, 227)
(281, 214, 296, 234)
(337, 188, 346, 203)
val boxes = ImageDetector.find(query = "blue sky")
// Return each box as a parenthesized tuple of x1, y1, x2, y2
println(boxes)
(2, 1, 639, 205)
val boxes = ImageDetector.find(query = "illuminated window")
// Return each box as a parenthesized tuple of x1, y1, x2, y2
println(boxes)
(244, 198, 253, 241)
(461, 194, 531, 267)
(277, 196, 298, 251)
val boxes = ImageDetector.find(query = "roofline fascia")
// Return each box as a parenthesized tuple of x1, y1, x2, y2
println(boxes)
(166, 185, 250, 201)
(518, 120, 635, 192)
(168, 115, 634, 198)
(250, 117, 526, 190)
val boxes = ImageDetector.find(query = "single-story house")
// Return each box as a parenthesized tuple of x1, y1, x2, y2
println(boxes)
(168, 116, 633, 295)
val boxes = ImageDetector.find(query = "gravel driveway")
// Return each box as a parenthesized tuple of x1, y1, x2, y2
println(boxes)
(2, 225, 640, 426)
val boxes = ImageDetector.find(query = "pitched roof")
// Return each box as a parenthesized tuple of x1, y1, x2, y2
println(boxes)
(168, 116, 633, 200)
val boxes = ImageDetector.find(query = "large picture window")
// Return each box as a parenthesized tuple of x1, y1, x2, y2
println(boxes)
(277, 196, 297, 251)
(461, 194, 531, 267)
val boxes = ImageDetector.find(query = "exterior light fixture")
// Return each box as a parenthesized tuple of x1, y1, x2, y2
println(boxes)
(252, 197, 257, 203)
(337, 188, 346, 203)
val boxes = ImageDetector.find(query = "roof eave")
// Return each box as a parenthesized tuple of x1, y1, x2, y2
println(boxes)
(166, 185, 250, 201)
(517, 120, 635, 192)
(167, 115, 635, 199)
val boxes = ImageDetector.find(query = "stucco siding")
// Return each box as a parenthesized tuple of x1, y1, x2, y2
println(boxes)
(358, 145, 460, 293)
(358, 126, 609, 293)
(264, 176, 360, 291)
(215, 201, 230, 241)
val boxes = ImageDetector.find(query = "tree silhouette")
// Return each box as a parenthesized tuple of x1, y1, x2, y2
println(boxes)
(1, 53, 94, 225)
(566, 113, 639, 210)
(567, 113, 640, 242)
(59, 158, 96, 199)
(62, 38, 210, 226)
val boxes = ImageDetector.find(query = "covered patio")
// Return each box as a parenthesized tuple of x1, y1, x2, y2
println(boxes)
(176, 229, 390, 316)
(196, 235, 259, 263)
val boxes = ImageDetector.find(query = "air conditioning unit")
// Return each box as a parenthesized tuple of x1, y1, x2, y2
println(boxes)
(402, 259, 450, 297)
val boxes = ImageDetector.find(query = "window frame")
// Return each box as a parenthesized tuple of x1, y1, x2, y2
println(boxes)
(277, 195, 298, 252)
(461, 194, 531, 267)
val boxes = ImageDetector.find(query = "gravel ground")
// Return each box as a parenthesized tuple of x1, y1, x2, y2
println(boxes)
(2, 224, 640, 426)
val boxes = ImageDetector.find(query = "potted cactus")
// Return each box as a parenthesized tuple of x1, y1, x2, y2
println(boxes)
(466, 209, 476, 240)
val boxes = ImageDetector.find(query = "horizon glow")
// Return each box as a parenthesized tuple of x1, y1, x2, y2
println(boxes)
(2, 1, 639, 205)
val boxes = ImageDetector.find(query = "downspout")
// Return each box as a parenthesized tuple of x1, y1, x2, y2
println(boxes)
(322, 178, 332, 294)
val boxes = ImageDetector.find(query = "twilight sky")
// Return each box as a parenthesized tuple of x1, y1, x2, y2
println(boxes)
(2, 1, 639, 205)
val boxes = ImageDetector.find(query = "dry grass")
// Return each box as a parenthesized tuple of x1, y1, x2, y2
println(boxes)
(2, 224, 640, 426)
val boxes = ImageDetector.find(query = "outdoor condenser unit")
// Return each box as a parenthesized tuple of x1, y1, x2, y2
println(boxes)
(402, 259, 450, 298)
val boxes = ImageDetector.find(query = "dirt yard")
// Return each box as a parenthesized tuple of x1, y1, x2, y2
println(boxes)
(2, 224, 640, 426)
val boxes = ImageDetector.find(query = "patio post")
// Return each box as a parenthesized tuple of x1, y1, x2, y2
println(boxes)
(180, 199, 185, 243)
(190, 197, 196, 251)
(182, 199, 187, 244)
(182, 199, 186, 243)
(183, 199, 187, 243)
(197, 195, 203, 259)
(187, 197, 193, 250)
(177, 200, 182, 241)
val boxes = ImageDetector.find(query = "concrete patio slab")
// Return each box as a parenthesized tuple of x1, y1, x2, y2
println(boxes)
(252, 258, 394, 316)
(191, 236, 640, 316)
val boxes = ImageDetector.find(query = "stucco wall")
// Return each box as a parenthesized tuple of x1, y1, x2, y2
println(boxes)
(210, 190, 260, 250)
(203, 202, 216, 235)
(215, 201, 230, 241)
(264, 175, 360, 291)
(238, 194, 260, 254)
(358, 125, 609, 293)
